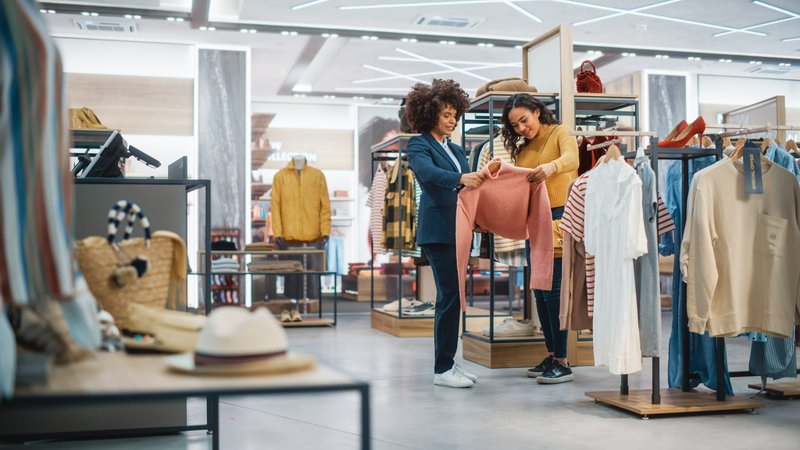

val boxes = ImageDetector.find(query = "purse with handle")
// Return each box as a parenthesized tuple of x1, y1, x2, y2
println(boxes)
(576, 60, 603, 94)
(75, 201, 186, 330)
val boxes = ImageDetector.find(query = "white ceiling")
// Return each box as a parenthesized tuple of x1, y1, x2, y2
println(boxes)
(41, 0, 800, 101)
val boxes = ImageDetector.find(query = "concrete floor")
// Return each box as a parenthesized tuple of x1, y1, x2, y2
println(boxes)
(5, 311, 799, 450)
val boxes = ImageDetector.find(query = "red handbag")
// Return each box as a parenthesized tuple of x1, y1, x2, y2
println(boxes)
(576, 60, 603, 94)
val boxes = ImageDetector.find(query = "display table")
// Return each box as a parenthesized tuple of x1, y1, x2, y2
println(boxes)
(6, 352, 371, 449)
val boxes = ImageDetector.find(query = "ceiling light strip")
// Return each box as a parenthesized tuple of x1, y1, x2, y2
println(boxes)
(502, 0, 542, 23)
(783, 37, 800, 42)
(355, 62, 523, 84)
(553, 0, 766, 36)
(379, 56, 520, 66)
(362, 64, 427, 84)
(712, 16, 798, 37)
(752, 0, 800, 18)
(395, 48, 491, 82)
(573, 0, 681, 27)
(292, 0, 330, 10)
(340, 0, 514, 10)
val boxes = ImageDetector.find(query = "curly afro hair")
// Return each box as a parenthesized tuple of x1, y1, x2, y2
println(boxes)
(404, 79, 470, 134)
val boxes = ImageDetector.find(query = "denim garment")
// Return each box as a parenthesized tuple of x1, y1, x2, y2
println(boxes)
(663, 158, 734, 394)
(766, 142, 800, 183)
(326, 236, 346, 276)
(633, 156, 661, 357)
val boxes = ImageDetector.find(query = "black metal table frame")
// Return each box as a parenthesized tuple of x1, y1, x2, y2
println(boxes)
(197, 270, 339, 326)
(4, 382, 371, 450)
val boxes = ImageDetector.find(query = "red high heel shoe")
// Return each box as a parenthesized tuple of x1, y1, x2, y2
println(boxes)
(658, 117, 705, 148)
(648, 120, 686, 148)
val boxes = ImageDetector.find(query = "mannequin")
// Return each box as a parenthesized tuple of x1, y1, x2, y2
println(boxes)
(292, 155, 306, 171)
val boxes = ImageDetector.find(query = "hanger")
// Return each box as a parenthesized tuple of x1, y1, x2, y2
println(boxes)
(730, 138, 773, 167)
(588, 137, 621, 151)
(603, 144, 622, 162)
(785, 139, 799, 156)
(774, 134, 783, 146)
(701, 135, 714, 149)
(722, 136, 732, 148)
(760, 136, 771, 154)
(487, 158, 502, 175)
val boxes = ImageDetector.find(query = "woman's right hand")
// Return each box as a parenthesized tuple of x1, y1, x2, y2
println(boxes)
(459, 172, 486, 188)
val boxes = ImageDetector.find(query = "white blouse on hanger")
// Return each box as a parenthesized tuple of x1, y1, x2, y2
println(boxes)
(585, 158, 648, 375)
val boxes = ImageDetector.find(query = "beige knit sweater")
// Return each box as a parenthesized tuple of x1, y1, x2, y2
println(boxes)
(682, 159, 800, 338)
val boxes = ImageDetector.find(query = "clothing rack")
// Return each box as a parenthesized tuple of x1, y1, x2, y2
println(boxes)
(369, 135, 416, 320)
(586, 136, 764, 418)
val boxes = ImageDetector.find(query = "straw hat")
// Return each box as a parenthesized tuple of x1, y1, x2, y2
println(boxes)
(165, 307, 315, 375)
(123, 303, 206, 353)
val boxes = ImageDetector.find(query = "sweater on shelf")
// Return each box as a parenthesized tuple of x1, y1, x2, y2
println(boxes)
(513, 124, 579, 208)
(455, 158, 554, 309)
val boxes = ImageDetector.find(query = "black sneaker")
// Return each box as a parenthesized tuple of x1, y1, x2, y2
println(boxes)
(526, 355, 555, 378)
(536, 361, 574, 384)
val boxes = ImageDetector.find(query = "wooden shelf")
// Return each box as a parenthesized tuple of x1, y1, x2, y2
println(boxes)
(586, 389, 764, 418)
(251, 183, 270, 199)
(748, 381, 800, 399)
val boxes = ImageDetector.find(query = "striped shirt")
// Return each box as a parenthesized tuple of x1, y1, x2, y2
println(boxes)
(366, 165, 387, 253)
(560, 171, 675, 316)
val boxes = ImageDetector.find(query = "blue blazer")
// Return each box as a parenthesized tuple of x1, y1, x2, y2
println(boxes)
(406, 132, 470, 246)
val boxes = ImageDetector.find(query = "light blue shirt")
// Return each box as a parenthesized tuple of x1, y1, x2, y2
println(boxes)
(439, 138, 462, 173)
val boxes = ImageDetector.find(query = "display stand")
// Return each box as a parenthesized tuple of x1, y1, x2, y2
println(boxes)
(368, 133, 495, 337)
(587, 140, 764, 418)
(459, 92, 575, 368)
(747, 382, 800, 399)
(199, 249, 336, 327)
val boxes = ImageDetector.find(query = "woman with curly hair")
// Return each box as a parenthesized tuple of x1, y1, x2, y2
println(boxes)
(405, 79, 485, 388)
(501, 93, 579, 384)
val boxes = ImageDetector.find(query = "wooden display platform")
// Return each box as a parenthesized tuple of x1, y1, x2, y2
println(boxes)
(748, 381, 800, 399)
(569, 332, 595, 367)
(585, 389, 764, 418)
(281, 318, 334, 328)
(371, 309, 433, 337)
(462, 331, 550, 368)
(371, 307, 496, 338)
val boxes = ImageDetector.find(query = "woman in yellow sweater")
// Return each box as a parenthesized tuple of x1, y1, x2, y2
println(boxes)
(501, 93, 579, 384)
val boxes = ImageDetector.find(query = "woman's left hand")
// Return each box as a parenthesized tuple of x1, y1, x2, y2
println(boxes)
(526, 162, 557, 184)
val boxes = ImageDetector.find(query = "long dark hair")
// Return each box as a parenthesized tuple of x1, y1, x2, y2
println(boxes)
(501, 93, 559, 162)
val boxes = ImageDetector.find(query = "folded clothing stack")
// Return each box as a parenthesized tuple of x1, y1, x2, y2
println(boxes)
(247, 260, 304, 272)
(244, 241, 275, 251)
(211, 257, 240, 273)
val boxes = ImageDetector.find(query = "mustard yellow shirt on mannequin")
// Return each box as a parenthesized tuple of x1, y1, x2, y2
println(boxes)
(514, 124, 579, 208)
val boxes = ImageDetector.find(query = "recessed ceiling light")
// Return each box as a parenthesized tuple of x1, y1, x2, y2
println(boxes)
(207, 26, 215, 31)
(439, 40, 449, 45)
(124, 14, 133, 19)
(779, 62, 792, 67)
(199, 26, 207, 31)
(176, 17, 185, 22)
(362, 35, 371, 40)
(90, 12, 98, 17)
(688, 56, 701, 61)
(167, 17, 176, 22)
(281, 31, 290, 35)
(290, 31, 298, 36)
(240, 28, 249, 33)
(749, 60, 762, 64)
(718, 58, 733, 63)
(133, 15, 141, 19)
(400, 38, 418, 43)
(81, 12, 90, 16)
(41, 9, 56, 14)
(515, 45, 523, 50)
(322, 33, 331, 37)
(622, 52, 636, 57)
(249, 29, 257, 34)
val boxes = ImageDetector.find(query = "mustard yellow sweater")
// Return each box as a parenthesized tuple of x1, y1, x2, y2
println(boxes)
(514, 124, 579, 208)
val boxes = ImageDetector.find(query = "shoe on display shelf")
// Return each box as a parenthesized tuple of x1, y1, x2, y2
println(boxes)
(536, 361, 574, 384)
(382, 298, 422, 312)
(454, 363, 478, 382)
(434, 367, 474, 388)
(290, 309, 303, 322)
(482, 318, 536, 337)
(280, 309, 292, 323)
(526, 355, 555, 378)
(402, 302, 435, 316)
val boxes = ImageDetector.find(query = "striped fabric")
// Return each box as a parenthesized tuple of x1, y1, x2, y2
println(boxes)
(560, 170, 675, 316)
(0, 2, 74, 306)
(366, 165, 387, 253)
(107, 201, 152, 245)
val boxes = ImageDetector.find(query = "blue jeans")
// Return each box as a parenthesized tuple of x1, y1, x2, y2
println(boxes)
(527, 206, 567, 359)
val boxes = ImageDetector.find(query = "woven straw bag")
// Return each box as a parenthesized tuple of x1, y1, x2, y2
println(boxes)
(76, 201, 186, 330)
(576, 60, 603, 94)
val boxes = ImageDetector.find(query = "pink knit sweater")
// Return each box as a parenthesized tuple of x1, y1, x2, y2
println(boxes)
(456, 158, 554, 308)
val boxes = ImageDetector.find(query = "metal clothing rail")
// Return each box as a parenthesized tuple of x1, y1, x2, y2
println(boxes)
(569, 130, 658, 137)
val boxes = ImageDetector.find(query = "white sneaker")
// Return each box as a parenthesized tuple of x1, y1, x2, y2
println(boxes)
(454, 363, 478, 383)
(382, 298, 421, 312)
(434, 367, 474, 388)
(482, 318, 536, 337)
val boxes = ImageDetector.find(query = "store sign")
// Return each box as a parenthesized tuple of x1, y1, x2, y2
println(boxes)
(262, 128, 353, 170)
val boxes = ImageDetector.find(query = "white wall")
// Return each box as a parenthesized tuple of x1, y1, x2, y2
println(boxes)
(698, 75, 800, 108)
